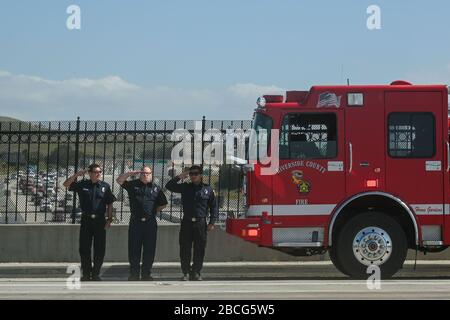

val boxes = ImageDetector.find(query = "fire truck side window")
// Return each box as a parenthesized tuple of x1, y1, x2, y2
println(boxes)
(388, 112, 435, 158)
(279, 113, 337, 159)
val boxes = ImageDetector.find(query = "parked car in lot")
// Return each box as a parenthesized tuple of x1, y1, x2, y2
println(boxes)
(52, 208, 66, 222)
(31, 193, 41, 202)
(39, 201, 53, 212)
(34, 197, 43, 206)
(70, 207, 82, 223)
(65, 193, 73, 201)
(170, 194, 182, 206)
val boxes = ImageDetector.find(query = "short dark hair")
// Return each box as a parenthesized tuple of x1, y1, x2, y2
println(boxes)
(189, 165, 203, 174)
(88, 163, 101, 172)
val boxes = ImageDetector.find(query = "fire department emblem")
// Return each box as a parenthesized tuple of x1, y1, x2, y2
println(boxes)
(291, 170, 311, 194)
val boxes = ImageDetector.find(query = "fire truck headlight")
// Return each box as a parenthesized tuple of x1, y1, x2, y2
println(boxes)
(256, 96, 266, 108)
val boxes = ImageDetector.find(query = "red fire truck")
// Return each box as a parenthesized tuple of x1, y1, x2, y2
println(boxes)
(226, 81, 450, 279)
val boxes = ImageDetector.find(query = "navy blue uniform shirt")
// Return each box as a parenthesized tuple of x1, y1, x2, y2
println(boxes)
(120, 179, 168, 220)
(69, 180, 116, 217)
(165, 177, 219, 225)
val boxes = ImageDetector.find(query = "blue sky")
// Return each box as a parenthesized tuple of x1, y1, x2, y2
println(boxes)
(0, 0, 449, 120)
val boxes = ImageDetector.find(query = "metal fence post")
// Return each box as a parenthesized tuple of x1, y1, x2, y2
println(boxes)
(72, 116, 81, 224)
(201, 116, 206, 166)
(5, 123, 11, 224)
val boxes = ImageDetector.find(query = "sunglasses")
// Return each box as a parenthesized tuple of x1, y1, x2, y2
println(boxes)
(189, 172, 200, 176)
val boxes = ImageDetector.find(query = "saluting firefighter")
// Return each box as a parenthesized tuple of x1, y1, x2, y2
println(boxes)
(63, 163, 116, 281)
(165, 165, 218, 281)
(116, 166, 168, 281)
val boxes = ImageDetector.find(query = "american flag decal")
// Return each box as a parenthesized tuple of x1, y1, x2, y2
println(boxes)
(317, 92, 341, 108)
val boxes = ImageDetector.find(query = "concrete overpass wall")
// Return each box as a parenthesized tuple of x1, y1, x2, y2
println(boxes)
(0, 225, 448, 262)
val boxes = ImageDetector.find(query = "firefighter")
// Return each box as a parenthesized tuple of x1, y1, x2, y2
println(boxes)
(116, 166, 168, 281)
(63, 163, 116, 281)
(165, 165, 218, 281)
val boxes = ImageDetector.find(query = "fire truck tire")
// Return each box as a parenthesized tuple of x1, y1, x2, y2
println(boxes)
(329, 245, 350, 276)
(336, 211, 407, 279)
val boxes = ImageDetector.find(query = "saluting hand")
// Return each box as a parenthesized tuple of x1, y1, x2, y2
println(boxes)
(76, 170, 87, 177)
(178, 171, 190, 179)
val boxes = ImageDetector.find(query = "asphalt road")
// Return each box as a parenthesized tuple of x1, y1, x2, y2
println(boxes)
(1, 261, 450, 299)
(1, 278, 450, 300)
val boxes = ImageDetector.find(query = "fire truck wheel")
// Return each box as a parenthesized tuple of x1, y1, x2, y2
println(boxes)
(329, 245, 350, 276)
(336, 212, 407, 279)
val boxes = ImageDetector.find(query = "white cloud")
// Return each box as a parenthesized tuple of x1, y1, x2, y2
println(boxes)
(0, 70, 284, 121)
(227, 83, 284, 99)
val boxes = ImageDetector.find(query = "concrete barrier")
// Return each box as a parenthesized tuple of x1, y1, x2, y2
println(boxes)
(0, 224, 449, 262)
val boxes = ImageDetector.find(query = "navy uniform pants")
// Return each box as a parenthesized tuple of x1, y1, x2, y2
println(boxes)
(128, 218, 158, 277)
(79, 217, 106, 277)
(179, 219, 207, 275)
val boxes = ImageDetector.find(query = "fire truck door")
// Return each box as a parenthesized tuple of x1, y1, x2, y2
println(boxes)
(273, 110, 346, 218)
(345, 91, 386, 195)
(385, 91, 444, 220)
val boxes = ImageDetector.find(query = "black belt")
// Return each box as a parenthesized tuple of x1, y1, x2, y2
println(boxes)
(132, 215, 155, 222)
(82, 213, 104, 219)
(183, 217, 206, 222)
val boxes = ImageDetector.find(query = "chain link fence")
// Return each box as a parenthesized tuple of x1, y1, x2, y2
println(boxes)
(0, 117, 252, 225)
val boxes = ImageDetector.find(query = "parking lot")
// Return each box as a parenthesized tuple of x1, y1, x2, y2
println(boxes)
(0, 171, 232, 225)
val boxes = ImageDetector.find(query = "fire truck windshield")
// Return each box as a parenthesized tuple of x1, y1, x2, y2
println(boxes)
(252, 112, 273, 131)
(249, 112, 273, 160)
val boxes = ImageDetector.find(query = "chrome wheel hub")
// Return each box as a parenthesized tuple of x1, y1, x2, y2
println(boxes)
(352, 227, 392, 266)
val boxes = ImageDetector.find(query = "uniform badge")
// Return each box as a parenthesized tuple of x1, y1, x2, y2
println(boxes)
(291, 170, 311, 194)
(204, 190, 208, 194)
(102, 186, 105, 193)
(154, 187, 158, 192)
